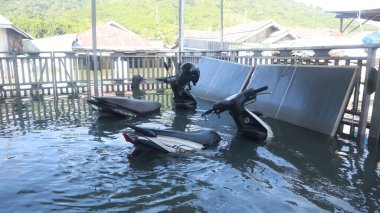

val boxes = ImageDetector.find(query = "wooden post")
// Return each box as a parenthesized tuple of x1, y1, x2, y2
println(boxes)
(178, 0, 184, 53)
(369, 51, 380, 141)
(91, 0, 99, 96)
(220, 0, 224, 49)
(358, 47, 376, 137)
(12, 51, 21, 98)
(178, 0, 184, 64)
(51, 52, 58, 97)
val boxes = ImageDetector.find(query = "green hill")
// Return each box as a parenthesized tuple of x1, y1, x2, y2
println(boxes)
(0, 0, 369, 44)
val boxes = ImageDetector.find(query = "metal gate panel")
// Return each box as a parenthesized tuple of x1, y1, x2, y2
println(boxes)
(246, 64, 357, 136)
(192, 57, 253, 102)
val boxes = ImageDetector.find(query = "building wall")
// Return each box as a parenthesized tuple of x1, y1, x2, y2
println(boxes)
(0, 29, 8, 52)
(6, 29, 24, 52)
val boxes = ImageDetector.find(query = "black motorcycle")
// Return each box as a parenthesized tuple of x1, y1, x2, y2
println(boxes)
(122, 124, 221, 153)
(87, 96, 161, 118)
(202, 86, 273, 141)
(158, 62, 200, 109)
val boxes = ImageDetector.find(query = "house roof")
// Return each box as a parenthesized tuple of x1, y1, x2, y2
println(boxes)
(261, 29, 297, 44)
(23, 34, 77, 52)
(76, 21, 156, 51)
(184, 30, 218, 40)
(223, 21, 279, 42)
(183, 21, 296, 45)
(224, 21, 298, 43)
(184, 21, 282, 42)
(278, 28, 358, 47)
(333, 8, 380, 22)
(0, 14, 32, 39)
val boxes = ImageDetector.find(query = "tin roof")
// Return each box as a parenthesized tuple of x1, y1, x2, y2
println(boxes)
(184, 30, 219, 40)
(23, 34, 78, 52)
(0, 14, 32, 39)
(183, 21, 296, 45)
(223, 21, 296, 43)
(77, 21, 156, 51)
(333, 8, 380, 22)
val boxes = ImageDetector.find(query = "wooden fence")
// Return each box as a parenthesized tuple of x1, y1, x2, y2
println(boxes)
(0, 43, 379, 141)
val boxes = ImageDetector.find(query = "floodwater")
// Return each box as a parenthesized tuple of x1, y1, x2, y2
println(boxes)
(0, 91, 379, 212)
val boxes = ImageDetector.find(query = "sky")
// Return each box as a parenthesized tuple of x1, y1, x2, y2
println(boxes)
(295, 0, 380, 11)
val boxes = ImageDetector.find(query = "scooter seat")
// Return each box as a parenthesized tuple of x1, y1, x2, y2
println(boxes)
(149, 129, 221, 146)
(88, 96, 161, 114)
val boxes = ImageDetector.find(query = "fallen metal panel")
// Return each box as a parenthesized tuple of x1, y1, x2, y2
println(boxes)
(191, 57, 223, 101)
(244, 65, 297, 118)
(246, 64, 357, 136)
(192, 57, 253, 102)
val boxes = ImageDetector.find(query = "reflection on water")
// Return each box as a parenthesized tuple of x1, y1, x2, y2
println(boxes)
(171, 108, 197, 131)
(0, 91, 379, 212)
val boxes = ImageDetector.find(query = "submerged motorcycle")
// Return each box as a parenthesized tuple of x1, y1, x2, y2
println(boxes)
(158, 62, 200, 109)
(122, 124, 221, 153)
(87, 74, 161, 117)
(87, 96, 161, 118)
(202, 86, 273, 141)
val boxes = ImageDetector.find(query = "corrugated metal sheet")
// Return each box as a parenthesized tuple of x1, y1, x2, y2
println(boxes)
(183, 21, 297, 50)
(223, 21, 277, 43)
(246, 65, 357, 136)
(223, 21, 297, 43)
(191, 57, 253, 102)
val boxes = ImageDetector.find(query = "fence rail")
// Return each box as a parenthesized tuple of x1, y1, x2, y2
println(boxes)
(0, 44, 379, 141)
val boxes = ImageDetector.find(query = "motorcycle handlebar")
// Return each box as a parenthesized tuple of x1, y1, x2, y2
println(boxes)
(254, 86, 268, 94)
(201, 109, 213, 117)
(202, 100, 230, 117)
(239, 86, 268, 99)
(202, 86, 268, 117)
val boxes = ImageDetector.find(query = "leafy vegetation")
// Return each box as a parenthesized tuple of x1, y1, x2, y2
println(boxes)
(0, 0, 374, 44)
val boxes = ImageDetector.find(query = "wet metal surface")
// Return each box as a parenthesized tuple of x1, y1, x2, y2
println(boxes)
(0, 92, 379, 212)
(247, 65, 357, 136)
(191, 57, 253, 102)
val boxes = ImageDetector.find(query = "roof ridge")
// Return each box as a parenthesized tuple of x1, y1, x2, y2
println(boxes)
(0, 14, 13, 25)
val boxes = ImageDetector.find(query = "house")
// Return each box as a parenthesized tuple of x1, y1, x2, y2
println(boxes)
(332, 8, 380, 33)
(183, 20, 297, 50)
(0, 14, 32, 54)
(74, 21, 164, 51)
(23, 33, 78, 52)
(23, 21, 166, 53)
(223, 21, 296, 44)
(72, 21, 167, 72)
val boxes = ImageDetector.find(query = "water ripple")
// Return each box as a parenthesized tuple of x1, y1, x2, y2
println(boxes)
(0, 95, 379, 212)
